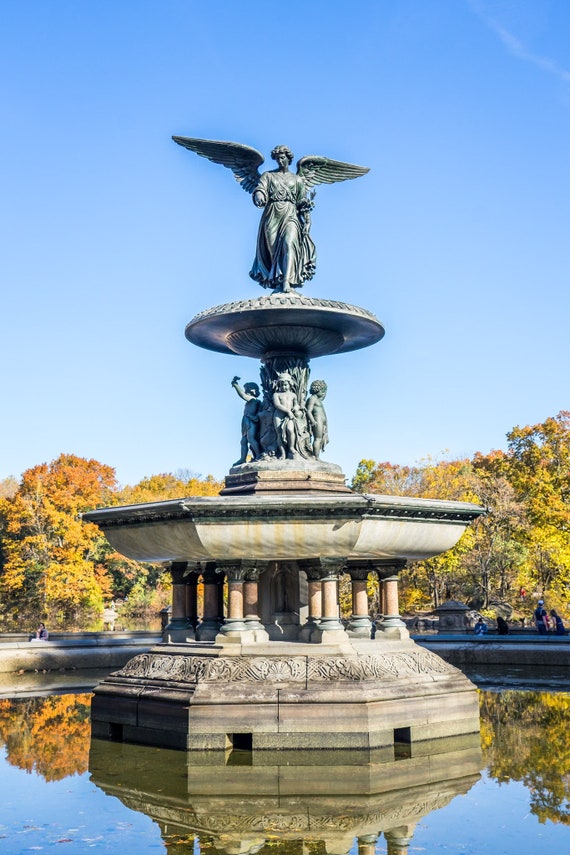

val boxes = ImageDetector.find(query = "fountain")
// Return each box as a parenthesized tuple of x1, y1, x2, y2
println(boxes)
(84, 135, 485, 751)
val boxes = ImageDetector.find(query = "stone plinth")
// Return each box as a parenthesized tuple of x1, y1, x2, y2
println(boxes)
(90, 635, 480, 751)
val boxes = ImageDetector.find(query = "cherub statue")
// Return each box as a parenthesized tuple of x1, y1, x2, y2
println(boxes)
(272, 373, 310, 460)
(306, 380, 329, 459)
(172, 137, 369, 293)
(231, 376, 261, 465)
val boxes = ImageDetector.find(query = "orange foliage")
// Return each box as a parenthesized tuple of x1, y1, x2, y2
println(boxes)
(0, 693, 91, 781)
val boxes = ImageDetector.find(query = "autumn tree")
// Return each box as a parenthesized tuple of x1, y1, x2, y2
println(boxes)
(0, 457, 224, 628)
(98, 470, 224, 617)
(474, 411, 570, 610)
(351, 456, 480, 609)
(0, 454, 117, 626)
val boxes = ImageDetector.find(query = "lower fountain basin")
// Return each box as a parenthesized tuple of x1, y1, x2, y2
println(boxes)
(83, 493, 484, 564)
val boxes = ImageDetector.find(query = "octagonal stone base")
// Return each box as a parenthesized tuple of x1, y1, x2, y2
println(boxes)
(91, 636, 480, 751)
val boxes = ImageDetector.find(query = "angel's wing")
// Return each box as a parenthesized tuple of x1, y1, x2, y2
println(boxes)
(296, 155, 369, 189)
(172, 137, 265, 194)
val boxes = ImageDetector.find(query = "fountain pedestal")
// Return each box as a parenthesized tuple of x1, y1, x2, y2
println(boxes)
(90, 634, 481, 751)
(85, 493, 484, 751)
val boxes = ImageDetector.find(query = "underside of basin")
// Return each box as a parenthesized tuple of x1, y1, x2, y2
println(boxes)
(85, 491, 484, 751)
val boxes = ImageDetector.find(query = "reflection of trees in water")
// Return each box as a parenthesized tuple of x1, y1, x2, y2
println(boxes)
(0, 693, 91, 781)
(480, 690, 570, 825)
(0, 686, 568, 831)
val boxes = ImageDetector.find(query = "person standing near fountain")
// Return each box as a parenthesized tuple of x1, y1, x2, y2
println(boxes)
(534, 600, 549, 635)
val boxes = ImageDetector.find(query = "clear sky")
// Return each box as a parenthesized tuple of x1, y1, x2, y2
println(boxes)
(1, 0, 569, 487)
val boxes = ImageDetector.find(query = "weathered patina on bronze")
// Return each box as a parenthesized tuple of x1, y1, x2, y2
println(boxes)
(172, 136, 369, 292)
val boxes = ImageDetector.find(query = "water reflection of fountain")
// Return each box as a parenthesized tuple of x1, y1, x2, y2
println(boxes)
(89, 734, 482, 855)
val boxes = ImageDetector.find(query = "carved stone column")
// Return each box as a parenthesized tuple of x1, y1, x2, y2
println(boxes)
(184, 563, 200, 638)
(384, 824, 416, 854)
(243, 561, 269, 642)
(315, 558, 349, 643)
(374, 560, 409, 639)
(196, 563, 224, 641)
(216, 563, 257, 643)
(298, 559, 323, 642)
(346, 564, 373, 638)
(163, 562, 192, 643)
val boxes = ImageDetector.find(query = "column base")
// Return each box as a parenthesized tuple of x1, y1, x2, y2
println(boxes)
(215, 618, 258, 644)
(298, 618, 320, 642)
(245, 618, 270, 642)
(375, 616, 410, 640)
(347, 615, 373, 638)
(163, 620, 195, 643)
(195, 619, 223, 641)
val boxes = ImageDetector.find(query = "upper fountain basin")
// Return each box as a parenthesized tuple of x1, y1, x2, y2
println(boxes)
(185, 293, 385, 358)
(83, 493, 485, 564)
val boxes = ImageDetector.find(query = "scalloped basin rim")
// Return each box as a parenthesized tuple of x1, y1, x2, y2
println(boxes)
(83, 492, 485, 521)
(82, 494, 485, 564)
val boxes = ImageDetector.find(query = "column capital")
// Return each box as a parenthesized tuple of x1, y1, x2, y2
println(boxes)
(298, 558, 324, 581)
(202, 562, 225, 585)
(220, 563, 248, 583)
(302, 557, 347, 581)
(169, 561, 188, 584)
(242, 560, 270, 582)
(371, 559, 407, 580)
(345, 564, 371, 582)
(183, 562, 201, 582)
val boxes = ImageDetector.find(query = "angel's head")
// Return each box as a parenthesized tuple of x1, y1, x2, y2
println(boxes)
(271, 145, 294, 166)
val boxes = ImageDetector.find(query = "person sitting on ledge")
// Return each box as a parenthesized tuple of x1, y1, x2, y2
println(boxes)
(35, 622, 49, 640)
(497, 616, 510, 635)
(550, 609, 567, 636)
(474, 617, 488, 636)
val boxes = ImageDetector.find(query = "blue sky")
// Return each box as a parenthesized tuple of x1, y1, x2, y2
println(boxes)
(1, 0, 569, 487)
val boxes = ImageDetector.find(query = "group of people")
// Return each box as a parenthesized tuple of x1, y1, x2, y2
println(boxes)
(474, 616, 509, 635)
(473, 603, 567, 636)
(534, 600, 567, 635)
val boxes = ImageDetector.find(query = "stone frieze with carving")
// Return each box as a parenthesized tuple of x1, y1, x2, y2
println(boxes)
(114, 650, 457, 684)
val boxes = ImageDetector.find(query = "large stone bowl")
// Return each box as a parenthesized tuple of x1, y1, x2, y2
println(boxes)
(83, 493, 485, 564)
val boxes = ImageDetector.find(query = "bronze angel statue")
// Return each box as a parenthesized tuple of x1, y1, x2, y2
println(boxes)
(172, 137, 369, 293)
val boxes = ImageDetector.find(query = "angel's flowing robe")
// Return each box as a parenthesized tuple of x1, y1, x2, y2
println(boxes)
(249, 170, 316, 289)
